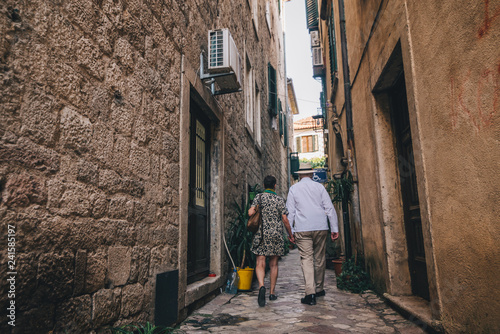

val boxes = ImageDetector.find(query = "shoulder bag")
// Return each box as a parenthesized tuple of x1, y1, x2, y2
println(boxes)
(247, 195, 262, 233)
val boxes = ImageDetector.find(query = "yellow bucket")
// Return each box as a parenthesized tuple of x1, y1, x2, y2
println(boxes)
(237, 267, 254, 291)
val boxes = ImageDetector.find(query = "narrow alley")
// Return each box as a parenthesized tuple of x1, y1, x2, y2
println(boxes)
(179, 249, 425, 333)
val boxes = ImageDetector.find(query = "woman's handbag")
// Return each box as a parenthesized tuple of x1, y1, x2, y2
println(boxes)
(247, 198, 262, 233)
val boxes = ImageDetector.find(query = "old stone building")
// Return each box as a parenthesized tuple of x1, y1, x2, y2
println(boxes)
(308, 0, 499, 332)
(0, 0, 291, 332)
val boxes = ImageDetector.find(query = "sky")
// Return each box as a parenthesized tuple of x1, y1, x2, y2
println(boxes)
(284, 0, 323, 121)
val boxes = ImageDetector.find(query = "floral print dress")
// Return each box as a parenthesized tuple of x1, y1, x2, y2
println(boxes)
(250, 192, 289, 256)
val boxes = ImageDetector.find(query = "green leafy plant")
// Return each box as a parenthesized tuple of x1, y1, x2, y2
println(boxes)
(326, 171, 354, 204)
(111, 322, 181, 334)
(227, 200, 257, 269)
(336, 257, 372, 294)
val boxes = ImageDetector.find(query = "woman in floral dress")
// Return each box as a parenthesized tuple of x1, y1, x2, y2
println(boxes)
(248, 175, 294, 307)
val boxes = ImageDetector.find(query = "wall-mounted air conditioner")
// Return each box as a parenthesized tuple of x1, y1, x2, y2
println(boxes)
(312, 47, 323, 66)
(208, 29, 241, 91)
(310, 30, 320, 47)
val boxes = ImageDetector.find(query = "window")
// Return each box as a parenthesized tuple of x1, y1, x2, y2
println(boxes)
(245, 55, 261, 145)
(255, 85, 261, 146)
(296, 135, 319, 153)
(328, 5, 338, 82)
(252, 0, 259, 32)
(305, 0, 319, 30)
(268, 63, 277, 116)
(245, 56, 254, 132)
(265, 1, 271, 32)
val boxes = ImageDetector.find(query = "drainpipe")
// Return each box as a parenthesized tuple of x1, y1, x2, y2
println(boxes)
(338, 0, 363, 260)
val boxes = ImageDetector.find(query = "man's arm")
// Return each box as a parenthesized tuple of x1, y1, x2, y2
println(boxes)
(286, 188, 296, 232)
(321, 186, 338, 233)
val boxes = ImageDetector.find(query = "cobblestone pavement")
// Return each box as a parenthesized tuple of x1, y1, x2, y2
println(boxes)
(179, 249, 426, 333)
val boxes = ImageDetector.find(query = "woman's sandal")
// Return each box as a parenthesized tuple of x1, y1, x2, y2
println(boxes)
(269, 294, 277, 300)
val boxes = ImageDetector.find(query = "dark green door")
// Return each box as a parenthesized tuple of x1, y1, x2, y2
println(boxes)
(390, 74, 430, 301)
(187, 100, 210, 284)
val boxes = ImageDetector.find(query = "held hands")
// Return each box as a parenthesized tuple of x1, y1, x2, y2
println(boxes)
(331, 232, 339, 241)
(289, 234, 296, 244)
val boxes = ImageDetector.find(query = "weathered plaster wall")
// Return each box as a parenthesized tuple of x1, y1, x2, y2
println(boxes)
(0, 0, 289, 332)
(334, 0, 500, 332)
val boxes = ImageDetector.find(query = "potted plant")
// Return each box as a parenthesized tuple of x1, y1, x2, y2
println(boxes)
(336, 257, 372, 293)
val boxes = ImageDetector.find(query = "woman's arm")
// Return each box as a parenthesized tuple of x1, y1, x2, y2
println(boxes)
(282, 214, 295, 243)
(248, 206, 256, 217)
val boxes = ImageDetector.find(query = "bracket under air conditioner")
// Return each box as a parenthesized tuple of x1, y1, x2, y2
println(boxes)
(199, 53, 242, 96)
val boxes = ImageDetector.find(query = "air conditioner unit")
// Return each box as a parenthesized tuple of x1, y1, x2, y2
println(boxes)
(208, 29, 242, 91)
(312, 47, 323, 66)
(310, 30, 320, 47)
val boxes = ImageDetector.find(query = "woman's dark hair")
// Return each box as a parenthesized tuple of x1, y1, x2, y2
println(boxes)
(264, 175, 277, 189)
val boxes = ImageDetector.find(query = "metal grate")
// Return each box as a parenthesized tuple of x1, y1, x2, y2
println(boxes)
(209, 30, 224, 67)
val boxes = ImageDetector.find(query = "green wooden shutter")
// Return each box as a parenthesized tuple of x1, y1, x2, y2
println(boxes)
(296, 137, 301, 153)
(328, 5, 338, 86)
(312, 135, 317, 151)
(283, 113, 288, 146)
(278, 99, 283, 135)
(305, 0, 319, 30)
(268, 63, 277, 116)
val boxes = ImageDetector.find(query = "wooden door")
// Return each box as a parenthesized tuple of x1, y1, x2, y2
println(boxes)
(390, 74, 430, 300)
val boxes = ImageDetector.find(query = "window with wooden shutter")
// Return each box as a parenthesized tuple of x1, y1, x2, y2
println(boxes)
(268, 63, 277, 116)
(305, 0, 319, 31)
(328, 5, 338, 86)
(296, 137, 301, 153)
(278, 99, 283, 135)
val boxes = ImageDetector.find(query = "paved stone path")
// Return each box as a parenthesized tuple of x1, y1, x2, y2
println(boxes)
(179, 249, 426, 333)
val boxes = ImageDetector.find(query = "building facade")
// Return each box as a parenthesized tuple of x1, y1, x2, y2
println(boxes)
(293, 116, 324, 160)
(0, 0, 291, 332)
(308, 0, 500, 332)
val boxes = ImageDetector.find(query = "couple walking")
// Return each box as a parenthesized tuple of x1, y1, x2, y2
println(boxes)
(248, 164, 338, 307)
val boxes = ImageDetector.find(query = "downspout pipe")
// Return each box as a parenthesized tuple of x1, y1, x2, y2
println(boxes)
(338, 0, 362, 260)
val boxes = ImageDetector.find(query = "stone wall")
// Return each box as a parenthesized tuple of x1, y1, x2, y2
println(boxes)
(0, 0, 289, 332)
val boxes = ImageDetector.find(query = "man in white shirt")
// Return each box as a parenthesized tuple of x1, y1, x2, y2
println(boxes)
(286, 163, 339, 305)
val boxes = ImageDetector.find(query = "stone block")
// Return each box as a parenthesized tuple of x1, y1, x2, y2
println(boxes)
(59, 183, 92, 217)
(77, 159, 99, 186)
(92, 288, 121, 327)
(110, 102, 134, 137)
(74, 249, 87, 296)
(91, 191, 109, 218)
(0, 137, 60, 173)
(91, 123, 114, 164)
(108, 246, 131, 286)
(149, 247, 167, 276)
(129, 246, 150, 285)
(129, 141, 150, 177)
(2, 173, 47, 207)
(133, 200, 156, 224)
(75, 36, 105, 80)
(108, 196, 131, 219)
(85, 251, 107, 294)
(114, 37, 135, 71)
(166, 225, 179, 247)
(112, 134, 131, 171)
(13, 303, 55, 334)
(19, 87, 59, 146)
(60, 106, 92, 154)
(162, 132, 179, 163)
(54, 295, 92, 333)
(36, 252, 74, 301)
(15, 253, 39, 311)
(86, 84, 111, 123)
(121, 283, 144, 318)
